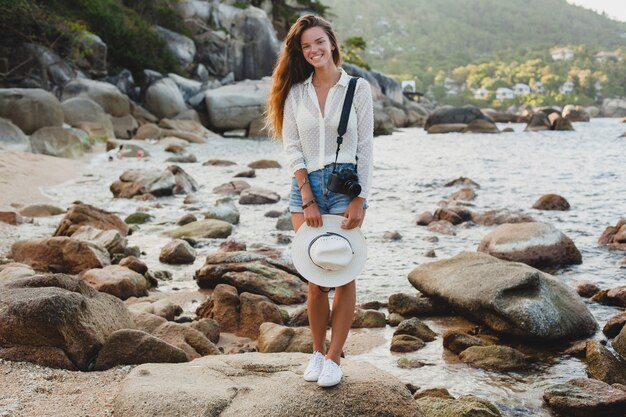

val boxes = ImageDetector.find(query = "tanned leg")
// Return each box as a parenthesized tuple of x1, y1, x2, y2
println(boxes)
(325, 279, 356, 364)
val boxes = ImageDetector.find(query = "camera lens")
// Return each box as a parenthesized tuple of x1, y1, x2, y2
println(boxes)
(346, 182, 361, 197)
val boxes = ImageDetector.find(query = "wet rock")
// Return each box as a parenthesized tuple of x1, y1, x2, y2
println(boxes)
(82, 265, 148, 300)
(0, 88, 64, 134)
(603, 312, 626, 338)
(164, 219, 232, 239)
(462, 119, 500, 133)
(398, 358, 428, 370)
(0, 211, 26, 225)
(599, 219, 626, 251)
(258, 322, 315, 353)
(533, 193, 570, 211)
(238, 292, 284, 339)
(592, 287, 626, 308)
(235, 169, 256, 178)
(383, 231, 402, 240)
(177, 213, 197, 226)
(118, 256, 148, 275)
(0, 117, 30, 151)
(54, 203, 129, 237)
(276, 213, 293, 231)
(352, 308, 386, 328)
(248, 159, 281, 169)
(388, 293, 449, 317)
(29, 126, 87, 158)
(61, 78, 131, 117)
(190, 318, 220, 344)
(544, 378, 626, 417)
(416, 395, 502, 417)
(416, 212, 434, 226)
(572, 281, 601, 298)
(204, 197, 240, 224)
(408, 252, 597, 340)
(113, 352, 424, 417)
(423, 249, 436, 258)
(426, 220, 456, 236)
(219, 238, 247, 253)
(128, 299, 183, 321)
(394, 318, 436, 342)
(93, 329, 187, 371)
(111, 165, 199, 198)
(564, 340, 589, 358)
(443, 330, 494, 354)
(427, 123, 467, 134)
(239, 187, 280, 204)
(450, 188, 476, 201)
(0, 263, 36, 281)
(477, 222, 582, 268)
(203, 159, 236, 166)
(10, 237, 110, 274)
(525, 112, 551, 132)
(166, 154, 197, 163)
(70, 225, 127, 257)
(586, 340, 626, 385)
(552, 115, 574, 131)
(612, 326, 626, 360)
(213, 180, 251, 195)
(0, 274, 133, 370)
(413, 387, 453, 400)
(387, 313, 406, 326)
(195, 284, 240, 333)
(445, 177, 480, 188)
(18, 204, 64, 217)
(194, 251, 306, 305)
(159, 239, 196, 265)
(425, 106, 493, 130)
(390, 334, 425, 352)
(563, 105, 591, 122)
(125, 212, 153, 225)
(459, 345, 530, 371)
(433, 208, 463, 225)
(139, 316, 220, 360)
(471, 208, 534, 226)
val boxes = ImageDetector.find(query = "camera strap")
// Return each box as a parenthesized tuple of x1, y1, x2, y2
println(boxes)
(332, 76, 359, 173)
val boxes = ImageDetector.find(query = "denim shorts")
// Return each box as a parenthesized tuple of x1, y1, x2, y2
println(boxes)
(289, 163, 369, 214)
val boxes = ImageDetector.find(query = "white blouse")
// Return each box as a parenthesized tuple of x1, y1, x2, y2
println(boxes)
(282, 68, 374, 199)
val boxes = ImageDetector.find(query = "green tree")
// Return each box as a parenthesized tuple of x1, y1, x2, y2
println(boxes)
(343, 35, 370, 69)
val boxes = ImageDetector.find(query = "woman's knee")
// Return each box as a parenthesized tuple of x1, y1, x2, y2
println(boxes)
(308, 283, 330, 300)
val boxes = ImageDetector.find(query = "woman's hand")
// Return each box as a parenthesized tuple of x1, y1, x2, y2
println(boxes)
(342, 197, 365, 229)
(303, 201, 323, 227)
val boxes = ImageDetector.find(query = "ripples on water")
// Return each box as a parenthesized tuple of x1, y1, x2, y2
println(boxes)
(7, 119, 626, 415)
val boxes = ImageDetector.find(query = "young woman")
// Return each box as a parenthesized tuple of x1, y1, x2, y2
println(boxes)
(266, 15, 373, 387)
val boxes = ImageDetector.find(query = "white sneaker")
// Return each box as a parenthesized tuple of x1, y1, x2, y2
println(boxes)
(303, 351, 325, 382)
(317, 358, 343, 387)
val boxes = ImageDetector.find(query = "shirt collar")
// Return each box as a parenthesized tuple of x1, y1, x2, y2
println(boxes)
(303, 68, 350, 87)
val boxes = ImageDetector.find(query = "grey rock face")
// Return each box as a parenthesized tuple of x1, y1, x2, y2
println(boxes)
(155, 26, 196, 69)
(0, 88, 64, 134)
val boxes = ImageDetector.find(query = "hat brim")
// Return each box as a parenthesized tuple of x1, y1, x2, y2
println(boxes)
(292, 214, 367, 287)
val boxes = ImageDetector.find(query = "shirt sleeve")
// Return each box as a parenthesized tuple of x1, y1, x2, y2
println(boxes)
(354, 78, 374, 199)
(282, 87, 307, 173)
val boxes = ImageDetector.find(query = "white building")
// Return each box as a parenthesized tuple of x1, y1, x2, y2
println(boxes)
(595, 51, 619, 62)
(559, 81, 575, 94)
(550, 47, 574, 61)
(495, 88, 514, 100)
(532, 81, 545, 94)
(513, 83, 531, 96)
(473, 88, 489, 100)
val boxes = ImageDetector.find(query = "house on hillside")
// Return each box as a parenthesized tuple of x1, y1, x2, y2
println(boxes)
(595, 51, 619, 62)
(473, 88, 489, 100)
(532, 81, 545, 94)
(550, 47, 574, 61)
(559, 81, 574, 94)
(495, 88, 514, 100)
(513, 83, 531, 96)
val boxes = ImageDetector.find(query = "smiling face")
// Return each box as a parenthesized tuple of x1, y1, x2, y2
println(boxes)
(300, 26, 336, 70)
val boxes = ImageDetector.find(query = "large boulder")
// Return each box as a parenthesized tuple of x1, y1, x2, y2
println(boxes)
(416, 395, 501, 417)
(0, 88, 64, 134)
(0, 274, 133, 370)
(9, 237, 110, 274)
(194, 251, 306, 305)
(113, 352, 424, 417)
(61, 97, 114, 138)
(82, 265, 148, 300)
(471, 209, 535, 226)
(424, 106, 493, 131)
(601, 98, 626, 118)
(459, 345, 530, 371)
(70, 225, 127, 256)
(159, 239, 196, 264)
(586, 340, 626, 385)
(239, 187, 280, 204)
(544, 378, 626, 417)
(144, 78, 188, 120)
(477, 222, 582, 268)
(164, 219, 232, 239)
(196, 284, 240, 333)
(524, 112, 551, 132)
(532, 193, 570, 211)
(237, 292, 284, 339)
(29, 126, 87, 158)
(204, 78, 271, 132)
(53, 203, 129, 237)
(61, 79, 131, 117)
(203, 197, 240, 224)
(0, 118, 30, 151)
(110, 165, 199, 198)
(154, 26, 196, 69)
(258, 322, 315, 353)
(408, 252, 597, 340)
(563, 105, 590, 122)
(599, 219, 626, 251)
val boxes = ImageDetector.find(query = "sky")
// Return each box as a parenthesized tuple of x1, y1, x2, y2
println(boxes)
(567, 0, 626, 22)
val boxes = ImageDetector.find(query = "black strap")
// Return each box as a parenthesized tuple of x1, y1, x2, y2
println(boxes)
(333, 77, 359, 172)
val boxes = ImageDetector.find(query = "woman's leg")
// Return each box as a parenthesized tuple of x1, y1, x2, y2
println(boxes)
(326, 279, 356, 364)
(293, 213, 330, 354)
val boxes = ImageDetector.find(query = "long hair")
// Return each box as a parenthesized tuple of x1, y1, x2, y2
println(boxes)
(266, 15, 342, 139)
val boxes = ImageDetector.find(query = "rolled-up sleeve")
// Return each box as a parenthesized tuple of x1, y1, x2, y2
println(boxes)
(354, 79, 374, 199)
(282, 88, 306, 173)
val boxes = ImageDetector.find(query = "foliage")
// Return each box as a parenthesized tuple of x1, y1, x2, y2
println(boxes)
(343, 36, 370, 69)
(248, 0, 330, 26)
(122, 0, 191, 36)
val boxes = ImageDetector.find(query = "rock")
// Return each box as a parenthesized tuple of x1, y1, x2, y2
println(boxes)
(113, 352, 424, 416)
(450, 188, 476, 201)
(159, 119, 219, 140)
(128, 300, 182, 321)
(592, 287, 626, 308)
(0, 88, 64, 134)
(248, 159, 281, 169)
(462, 119, 500, 133)
(599, 219, 626, 251)
(427, 123, 467, 134)
(544, 378, 626, 417)
(118, 256, 148, 275)
(563, 105, 590, 122)
(352, 308, 386, 328)
(237, 292, 284, 339)
(0, 211, 26, 225)
(203, 159, 236, 166)
(394, 318, 436, 342)
(29, 127, 86, 158)
(258, 322, 315, 353)
(0, 345, 77, 370)
(177, 213, 197, 226)
(159, 239, 196, 264)
(374, 109, 394, 135)
(62, 97, 114, 138)
(387, 313, 406, 326)
(124, 212, 153, 225)
(276, 213, 293, 231)
(533, 193, 570, 211)
(164, 219, 233, 239)
(525, 112, 552, 131)
(413, 387, 453, 400)
(144, 78, 188, 120)
(0, 263, 36, 281)
(552, 115, 574, 131)
(196, 284, 240, 333)
(111, 114, 139, 139)
(603, 312, 626, 339)
(194, 251, 306, 305)
(443, 330, 494, 355)
(433, 208, 464, 225)
(388, 293, 448, 317)
(10, 237, 110, 274)
(204, 78, 271, 132)
(482, 108, 518, 123)
(155, 26, 196, 69)
(423, 249, 436, 258)
(390, 334, 426, 352)
(426, 220, 456, 236)
(601, 98, 626, 118)
(61, 79, 130, 117)
(613, 325, 626, 360)
(586, 340, 626, 385)
(445, 177, 480, 188)
(459, 345, 530, 371)
(398, 358, 428, 370)
(0, 274, 133, 370)
(572, 281, 601, 298)
(239, 187, 280, 204)
(134, 123, 163, 140)
(146, 319, 220, 360)
(71, 225, 127, 256)
(82, 265, 148, 300)
(471, 208, 535, 225)
(204, 197, 240, 224)
(424, 106, 493, 131)
(564, 340, 589, 358)
(219, 238, 247, 252)
(477, 222, 582, 268)
(190, 318, 220, 344)
(415, 212, 434, 225)
(110, 165, 199, 198)
(54, 203, 129, 237)
(93, 329, 187, 370)
(18, 204, 64, 217)
(213, 180, 251, 195)
(166, 154, 197, 163)
(383, 231, 402, 241)
(416, 395, 502, 417)
(408, 252, 597, 340)
(0, 117, 30, 151)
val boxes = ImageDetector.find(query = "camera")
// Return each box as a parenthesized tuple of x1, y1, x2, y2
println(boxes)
(327, 168, 361, 198)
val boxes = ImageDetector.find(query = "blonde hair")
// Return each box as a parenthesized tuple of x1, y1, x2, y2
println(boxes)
(266, 15, 342, 139)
